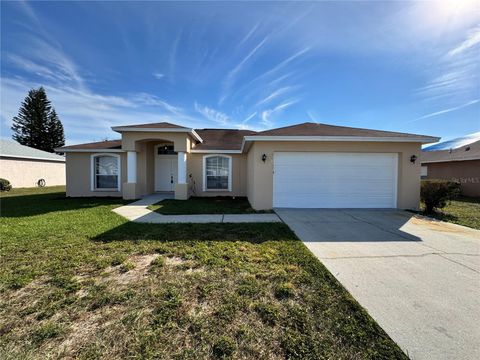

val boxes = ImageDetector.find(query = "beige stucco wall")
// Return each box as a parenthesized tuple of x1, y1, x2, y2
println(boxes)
(65, 152, 126, 197)
(187, 153, 247, 197)
(121, 131, 192, 152)
(246, 141, 422, 210)
(0, 157, 65, 188)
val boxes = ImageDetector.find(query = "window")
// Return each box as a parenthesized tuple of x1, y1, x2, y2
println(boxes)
(91, 154, 120, 191)
(203, 155, 231, 191)
(421, 166, 428, 179)
(157, 145, 177, 155)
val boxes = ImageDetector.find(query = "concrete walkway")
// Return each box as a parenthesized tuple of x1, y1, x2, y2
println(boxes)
(277, 208, 480, 360)
(113, 194, 281, 223)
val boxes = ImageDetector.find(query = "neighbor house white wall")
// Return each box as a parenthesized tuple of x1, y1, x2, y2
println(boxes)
(0, 157, 65, 188)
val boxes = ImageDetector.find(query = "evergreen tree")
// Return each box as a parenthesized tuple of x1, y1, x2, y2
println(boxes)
(11, 87, 65, 152)
(46, 108, 65, 152)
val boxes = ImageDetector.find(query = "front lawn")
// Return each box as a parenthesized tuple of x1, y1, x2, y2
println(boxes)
(0, 187, 405, 359)
(422, 196, 480, 230)
(149, 196, 271, 215)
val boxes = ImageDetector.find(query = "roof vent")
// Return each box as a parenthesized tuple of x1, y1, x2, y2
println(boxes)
(465, 146, 470, 151)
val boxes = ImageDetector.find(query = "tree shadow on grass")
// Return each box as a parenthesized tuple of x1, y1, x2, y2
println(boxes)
(93, 221, 297, 244)
(0, 191, 127, 218)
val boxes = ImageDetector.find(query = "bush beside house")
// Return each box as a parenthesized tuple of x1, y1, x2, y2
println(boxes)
(421, 180, 460, 213)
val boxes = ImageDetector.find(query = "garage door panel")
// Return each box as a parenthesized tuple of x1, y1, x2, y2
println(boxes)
(273, 152, 397, 208)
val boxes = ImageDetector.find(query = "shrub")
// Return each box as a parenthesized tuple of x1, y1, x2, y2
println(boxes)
(421, 180, 460, 214)
(0, 178, 12, 192)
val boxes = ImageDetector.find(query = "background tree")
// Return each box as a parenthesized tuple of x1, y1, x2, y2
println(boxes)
(11, 87, 65, 152)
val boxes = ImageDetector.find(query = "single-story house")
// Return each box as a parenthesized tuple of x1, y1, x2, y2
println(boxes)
(421, 134, 480, 197)
(56, 122, 439, 210)
(0, 139, 66, 188)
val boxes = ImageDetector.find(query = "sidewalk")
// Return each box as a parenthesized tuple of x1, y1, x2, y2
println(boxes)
(112, 194, 281, 224)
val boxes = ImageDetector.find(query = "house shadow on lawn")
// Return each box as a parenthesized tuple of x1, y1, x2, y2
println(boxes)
(0, 191, 127, 218)
(93, 221, 297, 244)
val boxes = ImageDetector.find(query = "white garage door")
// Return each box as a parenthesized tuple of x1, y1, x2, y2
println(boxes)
(273, 152, 398, 208)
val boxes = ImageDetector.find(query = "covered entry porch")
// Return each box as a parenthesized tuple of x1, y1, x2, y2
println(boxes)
(122, 139, 188, 201)
(110, 123, 201, 201)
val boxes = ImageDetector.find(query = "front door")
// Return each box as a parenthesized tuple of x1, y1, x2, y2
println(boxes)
(155, 149, 178, 192)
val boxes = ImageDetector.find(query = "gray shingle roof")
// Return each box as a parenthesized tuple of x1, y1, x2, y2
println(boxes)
(0, 139, 65, 162)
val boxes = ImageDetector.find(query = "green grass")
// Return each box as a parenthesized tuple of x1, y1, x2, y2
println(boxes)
(0, 187, 406, 359)
(148, 196, 272, 215)
(422, 196, 480, 230)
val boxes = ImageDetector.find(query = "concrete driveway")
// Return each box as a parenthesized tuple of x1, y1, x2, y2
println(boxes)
(276, 209, 480, 360)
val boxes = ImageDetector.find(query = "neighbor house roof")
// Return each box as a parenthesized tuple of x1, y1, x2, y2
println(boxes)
(423, 132, 480, 151)
(0, 139, 65, 162)
(57, 121, 439, 153)
(421, 140, 480, 163)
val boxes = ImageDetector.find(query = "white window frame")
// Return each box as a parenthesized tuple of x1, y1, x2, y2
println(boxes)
(90, 153, 121, 191)
(202, 154, 232, 192)
(421, 165, 428, 178)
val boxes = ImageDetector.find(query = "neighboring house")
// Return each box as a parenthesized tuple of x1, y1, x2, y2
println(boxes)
(0, 139, 65, 188)
(421, 133, 480, 197)
(56, 122, 438, 210)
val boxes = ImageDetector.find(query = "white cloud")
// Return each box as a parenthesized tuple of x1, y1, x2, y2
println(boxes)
(243, 112, 257, 124)
(256, 86, 296, 106)
(412, 99, 479, 122)
(238, 23, 260, 46)
(1, 76, 202, 144)
(194, 102, 231, 126)
(416, 24, 480, 104)
(260, 100, 298, 127)
(220, 36, 269, 104)
(447, 26, 480, 57)
(306, 110, 320, 122)
(153, 72, 165, 79)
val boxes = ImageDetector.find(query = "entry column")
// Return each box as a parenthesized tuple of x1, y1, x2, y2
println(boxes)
(175, 151, 188, 200)
(127, 151, 137, 183)
(123, 151, 138, 200)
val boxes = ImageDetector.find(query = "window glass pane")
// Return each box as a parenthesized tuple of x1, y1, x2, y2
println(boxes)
(96, 175, 118, 189)
(94, 156, 119, 189)
(207, 176, 228, 189)
(206, 156, 229, 190)
(96, 156, 118, 175)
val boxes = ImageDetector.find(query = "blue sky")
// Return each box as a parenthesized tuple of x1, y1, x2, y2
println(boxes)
(1, 1, 479, 145)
